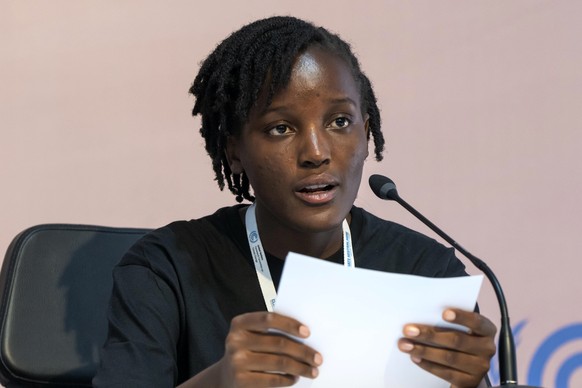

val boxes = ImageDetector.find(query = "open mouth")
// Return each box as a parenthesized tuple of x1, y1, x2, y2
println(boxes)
(298, 184, 335, 194)
(295, 183, 338, 204)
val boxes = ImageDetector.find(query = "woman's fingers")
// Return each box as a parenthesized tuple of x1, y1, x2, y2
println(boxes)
(231, 312, 311, 338)
(239, 351, 319, 378)
(399, 309, 496, 357)
(398, 337, 490, 375)
(398, 309, 497, 387)
(234, 371, 298, 388)
(219, 311, 323, 387)
(227, 313, 322, 368)
(443, 308, 497, 338)
(406, 356, 484, 388)
(399, 325, 495, 357)
(227, 330, 323, 369)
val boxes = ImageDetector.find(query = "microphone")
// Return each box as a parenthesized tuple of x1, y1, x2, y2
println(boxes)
(369, 174, 538, 388)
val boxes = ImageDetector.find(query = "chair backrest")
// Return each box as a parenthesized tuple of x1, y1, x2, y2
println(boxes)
(0, 224, 151, 387)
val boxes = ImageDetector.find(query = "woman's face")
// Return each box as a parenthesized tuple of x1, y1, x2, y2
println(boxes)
(227, 46, 369, 234)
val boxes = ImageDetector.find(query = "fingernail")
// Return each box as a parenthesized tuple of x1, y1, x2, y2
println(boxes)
(312, 368, 319, 378)
(299, 325, 310, 337)
(404, 325, 420, 337)
(412, 356, 422, 364)
(443, 310, 456, 322)
(399, 342, 414, 352)
(314, 353, 323, 366)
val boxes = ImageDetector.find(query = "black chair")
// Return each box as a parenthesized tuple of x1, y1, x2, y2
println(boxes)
(0, 224, 151, 387)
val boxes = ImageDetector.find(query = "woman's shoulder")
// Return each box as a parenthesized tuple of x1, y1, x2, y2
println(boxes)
(163, 204, 246, 240)
(351, 205, 436, 243)
(117, 205, 248, 273)
(351, 206, 466, 277)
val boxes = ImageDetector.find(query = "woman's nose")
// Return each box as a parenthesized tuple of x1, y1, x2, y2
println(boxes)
(298, 127, 331, 168)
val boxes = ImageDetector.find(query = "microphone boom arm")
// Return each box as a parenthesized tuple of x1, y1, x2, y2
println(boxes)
(392, 194, 517, 386)
(367, 174, 538, 387)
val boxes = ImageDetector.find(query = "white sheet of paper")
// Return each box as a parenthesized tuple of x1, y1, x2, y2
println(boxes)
(274, 252, 484, 388)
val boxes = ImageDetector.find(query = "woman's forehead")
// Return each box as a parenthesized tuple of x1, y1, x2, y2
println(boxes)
(255, 48, 360, 107)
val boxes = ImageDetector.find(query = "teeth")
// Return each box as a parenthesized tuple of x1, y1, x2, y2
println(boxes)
(304, 184, 328, 190)
(301, 184, 332, 193)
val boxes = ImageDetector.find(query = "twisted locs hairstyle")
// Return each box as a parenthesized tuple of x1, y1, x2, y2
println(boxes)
(189, 16, 384, 203)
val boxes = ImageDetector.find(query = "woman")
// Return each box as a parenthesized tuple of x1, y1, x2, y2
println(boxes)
(94, 16, 495, 387)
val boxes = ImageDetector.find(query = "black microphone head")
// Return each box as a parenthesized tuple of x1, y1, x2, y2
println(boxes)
(369, 174, 399, 200)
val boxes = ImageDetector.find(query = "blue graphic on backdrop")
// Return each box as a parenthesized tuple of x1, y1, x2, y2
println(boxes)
(528, 323, 582, 388)
(488, 321, 582, 387)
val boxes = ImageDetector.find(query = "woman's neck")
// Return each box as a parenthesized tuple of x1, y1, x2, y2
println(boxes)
(242, 204, 349, 260)
(261, 224, 342, 260)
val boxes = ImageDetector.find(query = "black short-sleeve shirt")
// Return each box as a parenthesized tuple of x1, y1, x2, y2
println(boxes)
(93, 205, 466, 387)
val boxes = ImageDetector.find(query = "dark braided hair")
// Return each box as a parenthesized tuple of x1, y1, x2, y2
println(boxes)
(189, 16, 384, 203)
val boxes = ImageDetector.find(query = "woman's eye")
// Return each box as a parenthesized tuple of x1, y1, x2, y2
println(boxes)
(329, 117, 351, 129)
(267, 124, 292, 136)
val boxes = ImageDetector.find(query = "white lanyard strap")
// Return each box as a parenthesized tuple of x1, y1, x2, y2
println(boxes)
(342, 218, 354, 268)
(245, 203, 277, 312)
(245, 203, 355, 312)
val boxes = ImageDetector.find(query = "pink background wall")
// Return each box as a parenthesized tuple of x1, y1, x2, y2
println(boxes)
(2, 1, 581, 386)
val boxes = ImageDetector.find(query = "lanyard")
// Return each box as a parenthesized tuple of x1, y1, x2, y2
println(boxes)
(245, 202, 355, 312)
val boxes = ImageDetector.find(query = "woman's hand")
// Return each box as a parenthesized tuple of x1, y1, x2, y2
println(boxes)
(216, 311, 323, 388)
(397, 308, 496, 388)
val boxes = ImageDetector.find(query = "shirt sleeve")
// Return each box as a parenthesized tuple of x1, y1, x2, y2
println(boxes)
(438, 246, 469, 278)
(93, 240, 182, 388)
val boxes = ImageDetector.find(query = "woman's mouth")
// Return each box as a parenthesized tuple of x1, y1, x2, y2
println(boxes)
(295, 183, 338, 205)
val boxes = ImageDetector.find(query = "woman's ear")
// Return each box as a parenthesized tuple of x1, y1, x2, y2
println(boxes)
(225, 136, 243, 174)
